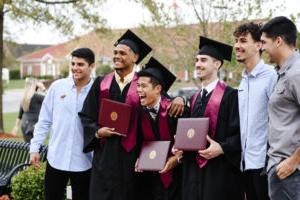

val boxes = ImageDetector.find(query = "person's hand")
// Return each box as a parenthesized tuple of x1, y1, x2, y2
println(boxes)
(29, 152, 41, 168)
(97, 127, 126, 138)
(167, 97, 184, 117)
(276, 156, 298, 180)
(135, 158, 143, 173)
(198, 135, 224, 159)
(11, 126, 18, 136)
(159, 155, 178, 174)
(171, 146, 183, 160)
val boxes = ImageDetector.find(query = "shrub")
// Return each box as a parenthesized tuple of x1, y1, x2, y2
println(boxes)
(9, 69, 20, 80)
(38, 75, 54, 80)
(59, 64, 69, 78)
(11, 163, 46, 200)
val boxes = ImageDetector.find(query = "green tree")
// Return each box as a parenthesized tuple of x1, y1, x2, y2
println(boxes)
(0, 0, 107, 132)
(134, 0, 282, 84)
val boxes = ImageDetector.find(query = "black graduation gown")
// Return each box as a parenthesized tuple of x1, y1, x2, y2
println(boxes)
(79, 76, 139, 200)
(182, 86, 243, 200)
(136, 102, 182, 200)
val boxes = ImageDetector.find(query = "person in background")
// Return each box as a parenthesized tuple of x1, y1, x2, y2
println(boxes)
(11, 78, 46, 142)
(30, 48, 95, 200)
(233, 22, 277, 200)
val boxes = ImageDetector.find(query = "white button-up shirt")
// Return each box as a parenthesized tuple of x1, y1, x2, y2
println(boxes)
(238, 60, 277, 171)
(202, 79, 219, 95)
(115, 70, 135, 92)
(30, 77, 93, 172)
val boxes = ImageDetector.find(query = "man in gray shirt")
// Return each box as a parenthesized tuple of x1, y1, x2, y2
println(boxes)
(234, 22, 277, 200)
(261, 16, 300, 200)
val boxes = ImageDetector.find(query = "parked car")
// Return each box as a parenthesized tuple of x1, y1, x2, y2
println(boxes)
(169, 86, 199, 101)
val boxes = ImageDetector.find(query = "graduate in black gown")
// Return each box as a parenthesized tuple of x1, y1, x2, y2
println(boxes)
(135, 57, 183, 200)
(79, 30, 185, 200)
(180, 37, 243, 200)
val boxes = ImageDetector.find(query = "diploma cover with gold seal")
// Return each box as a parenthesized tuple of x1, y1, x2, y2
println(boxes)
(174, 118, 209, 151)
(98, 98, 132, 136)
(137, 141, 171, 171)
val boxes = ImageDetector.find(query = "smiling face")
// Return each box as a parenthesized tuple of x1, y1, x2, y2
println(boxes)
(234, 32, 262, 63)
(195, 54, 220, 82)
(137, 76, 161, 107)
(261, 32, 280, 64)
(71, 56, 94, 83)
(113, 44, 138, 71)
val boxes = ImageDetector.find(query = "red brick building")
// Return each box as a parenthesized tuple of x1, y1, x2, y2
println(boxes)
(18, 43, 68, 78)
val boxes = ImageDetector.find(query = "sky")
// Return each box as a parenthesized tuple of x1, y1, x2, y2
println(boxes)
(5, 0, 300, 45)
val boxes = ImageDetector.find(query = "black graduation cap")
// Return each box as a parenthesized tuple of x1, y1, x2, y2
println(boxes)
(138, 57, 176, 92)
(198, 36, 233, 62)
(114, 29, 152, 64)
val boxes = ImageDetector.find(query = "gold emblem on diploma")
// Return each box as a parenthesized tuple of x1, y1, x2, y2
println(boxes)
(187, 128, 195, 139)
(110, 111, 118, 121)
(149, 150, 157, 159)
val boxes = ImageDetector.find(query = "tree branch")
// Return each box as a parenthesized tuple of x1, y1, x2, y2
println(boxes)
(34, 0, 79, 4)
(191, 0, 203, 24)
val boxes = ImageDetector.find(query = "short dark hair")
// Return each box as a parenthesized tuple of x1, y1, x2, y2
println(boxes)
(137, 74, 162, 91)
(233, 22, 262, 42)
(71, 48, 95, 65)
(148, 76, 161, 88)
(260, 16, 297, 47)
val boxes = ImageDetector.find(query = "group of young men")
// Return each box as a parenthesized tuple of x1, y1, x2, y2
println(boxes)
(29, 15, 300, 200)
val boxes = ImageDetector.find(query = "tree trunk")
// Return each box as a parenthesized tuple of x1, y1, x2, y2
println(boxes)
(0, 2, 4, 132)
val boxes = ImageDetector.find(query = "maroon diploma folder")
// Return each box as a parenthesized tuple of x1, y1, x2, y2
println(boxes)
(174, 118, 209, 151)
(137, 141, 171, 171)
(98, 98, 132, 135)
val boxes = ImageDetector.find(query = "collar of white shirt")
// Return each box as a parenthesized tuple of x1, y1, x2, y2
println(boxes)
(146, 96, 161, 119)
(114, 70, 135, 91)
(146, 96, 161, 112)
(70, 77, 94, 92)
(202, 79, 219, 95)
(242, 59, 265, 78)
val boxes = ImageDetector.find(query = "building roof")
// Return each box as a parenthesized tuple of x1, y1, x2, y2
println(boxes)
(19, 43, 67, 61)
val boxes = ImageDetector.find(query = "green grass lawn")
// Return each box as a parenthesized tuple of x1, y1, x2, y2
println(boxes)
(3, 112, 50, 143)
(3, 79, 25, 90)
(3, 112, 20, 135)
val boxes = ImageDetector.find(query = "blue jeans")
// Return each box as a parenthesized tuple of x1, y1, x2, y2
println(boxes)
(268, 166, 300, 200)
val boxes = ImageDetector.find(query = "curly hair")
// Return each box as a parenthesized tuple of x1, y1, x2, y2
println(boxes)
(233, 22, 262, 42)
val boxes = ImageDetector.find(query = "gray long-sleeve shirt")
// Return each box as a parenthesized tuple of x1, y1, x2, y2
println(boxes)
(267, 51, 300, 172)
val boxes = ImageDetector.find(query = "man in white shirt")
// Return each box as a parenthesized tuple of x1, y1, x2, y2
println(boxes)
(233, 22, 277, 200)
(30, 48, 95, 200)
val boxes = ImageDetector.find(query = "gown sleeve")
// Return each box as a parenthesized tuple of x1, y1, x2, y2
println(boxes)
(79, 76, 103, 153)
(219, 88, 241, 169)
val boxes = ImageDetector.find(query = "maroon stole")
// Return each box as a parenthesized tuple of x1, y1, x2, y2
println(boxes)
(141, 96, 173, 188)
(98, 72, 139, 152)
(190, 81, 227, 168)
